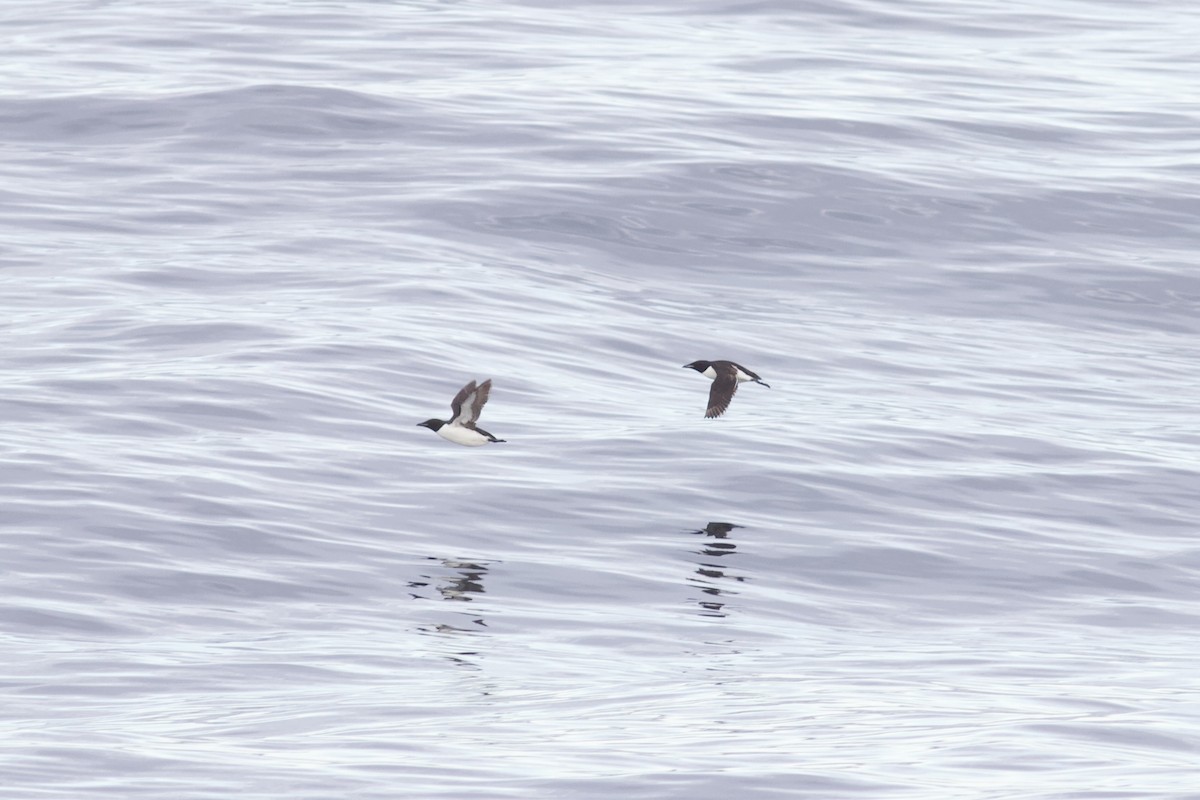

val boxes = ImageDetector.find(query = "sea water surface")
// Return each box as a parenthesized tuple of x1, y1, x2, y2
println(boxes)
(3, 1, 1199, 798)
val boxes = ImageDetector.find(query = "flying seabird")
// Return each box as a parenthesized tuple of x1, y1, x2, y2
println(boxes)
(682, 360, 770, 418)
(417, 379, 507, 446)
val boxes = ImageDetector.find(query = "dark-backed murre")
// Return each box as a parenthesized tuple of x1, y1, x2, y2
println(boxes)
(682, 360, 770, 418)
(417, 379, 506, 446)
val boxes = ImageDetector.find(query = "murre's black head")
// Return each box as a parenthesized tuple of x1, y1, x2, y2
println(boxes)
(417, 419, 445, 431)
(683, 360, 712, 373)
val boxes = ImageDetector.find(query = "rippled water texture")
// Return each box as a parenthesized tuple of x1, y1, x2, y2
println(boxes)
(3, 1, 1199, 798)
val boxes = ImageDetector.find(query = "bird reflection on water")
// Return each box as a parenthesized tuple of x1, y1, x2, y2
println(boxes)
(410, 558, 491, 640)
(687, 522, 747, 618)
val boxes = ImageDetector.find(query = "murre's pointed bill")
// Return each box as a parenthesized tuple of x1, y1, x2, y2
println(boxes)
(682, 360, 770, 419)
(417, 379, 507, 446)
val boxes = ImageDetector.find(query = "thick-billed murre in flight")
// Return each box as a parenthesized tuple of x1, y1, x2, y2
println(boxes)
(417, 379, 506, 446)
(682, 360, 770, 418)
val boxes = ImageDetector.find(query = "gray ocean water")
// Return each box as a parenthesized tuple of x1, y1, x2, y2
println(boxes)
(3, 1, 1199, 797)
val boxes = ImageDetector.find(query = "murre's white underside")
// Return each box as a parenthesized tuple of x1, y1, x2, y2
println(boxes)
(437, 424, 492, 447)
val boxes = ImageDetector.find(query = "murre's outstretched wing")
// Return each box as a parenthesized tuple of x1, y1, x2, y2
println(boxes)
(448, 380, 478, 426)
(705, 365, 738, 418)
(465, 379, 492, 427)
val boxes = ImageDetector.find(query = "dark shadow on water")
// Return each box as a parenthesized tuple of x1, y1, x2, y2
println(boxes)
(686, 522, 747, 619)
